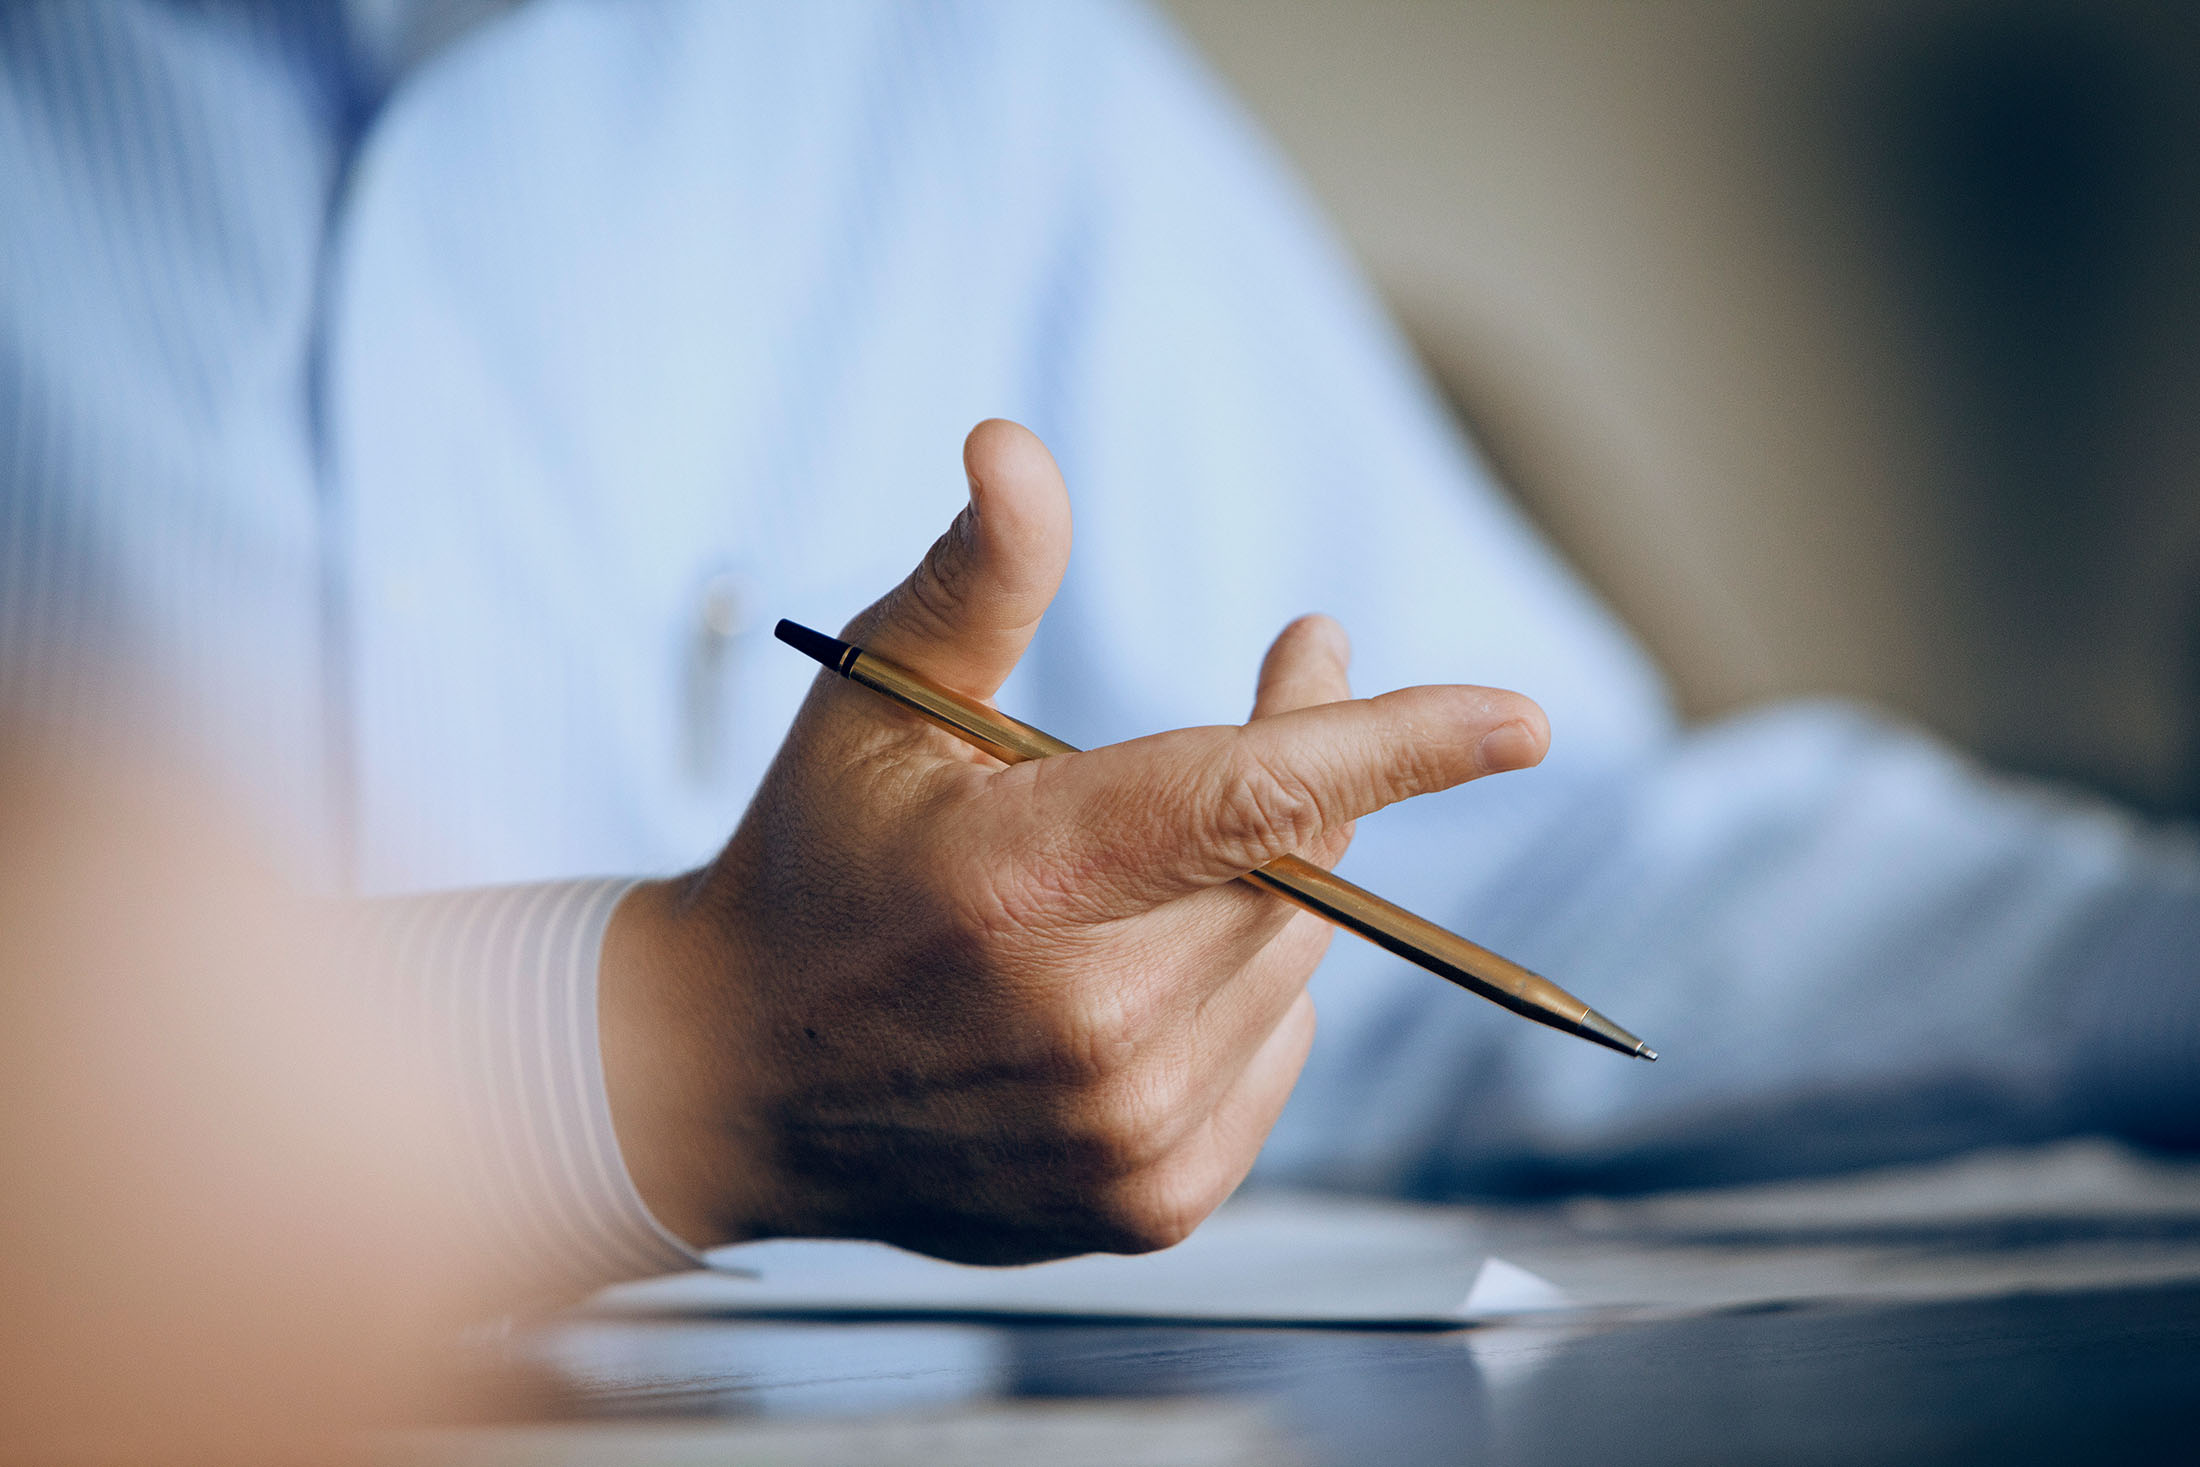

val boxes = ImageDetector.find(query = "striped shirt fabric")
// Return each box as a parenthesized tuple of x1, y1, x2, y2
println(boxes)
(369, 879, 698, 1299)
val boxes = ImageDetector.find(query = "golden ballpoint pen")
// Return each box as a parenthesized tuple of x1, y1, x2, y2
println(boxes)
(775, 619, 1657, 1061)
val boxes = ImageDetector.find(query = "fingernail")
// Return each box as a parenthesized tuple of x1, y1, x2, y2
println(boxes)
(1477, 721, 1539, 772)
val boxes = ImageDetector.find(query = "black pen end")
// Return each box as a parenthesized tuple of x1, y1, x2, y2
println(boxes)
(773, 619, 859, 675)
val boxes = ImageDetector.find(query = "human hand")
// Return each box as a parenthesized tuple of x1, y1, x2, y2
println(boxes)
(600, 420, 1548, 1263)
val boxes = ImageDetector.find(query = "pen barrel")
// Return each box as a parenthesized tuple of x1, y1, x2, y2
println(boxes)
(848, 652, 1079, 762)
(1242, 856, 1643, 1055)
(823, 635, 1649, 1060)
(1241, 856, 1575, 1015)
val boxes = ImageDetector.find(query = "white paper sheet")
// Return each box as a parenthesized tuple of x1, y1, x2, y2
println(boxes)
(592, 1190, 1552, 1326)
(584, 1140, 2200, 1328)
(1483, 1138, 2200, 1316)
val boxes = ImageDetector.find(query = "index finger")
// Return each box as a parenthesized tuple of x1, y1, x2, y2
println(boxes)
(985, 682, 1547, 926)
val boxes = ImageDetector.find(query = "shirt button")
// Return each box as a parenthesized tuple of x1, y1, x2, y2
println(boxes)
(685, 568, 751, 784)
(698, 570, 748, 643)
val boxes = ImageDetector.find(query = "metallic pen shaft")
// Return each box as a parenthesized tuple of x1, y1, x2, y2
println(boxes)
(1237, 859, 1649, 1058)
(775, 619, 1655, 1060)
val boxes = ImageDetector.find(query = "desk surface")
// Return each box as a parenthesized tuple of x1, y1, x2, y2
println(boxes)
(427, 1280, 2200, 1467)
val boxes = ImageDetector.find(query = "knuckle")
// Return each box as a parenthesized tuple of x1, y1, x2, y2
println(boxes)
(1031, 991, 1137, 1090)
(937, 856, 1040, 951)
(1211, 744, 1328, 863)
(899, 535, 969, 637)
(1094, 1176, 1206, 1255)
(1110, 1210, 1198, 1256)
(1076, 1069, 1176, 1170)
(1393, 729, 1452, 804)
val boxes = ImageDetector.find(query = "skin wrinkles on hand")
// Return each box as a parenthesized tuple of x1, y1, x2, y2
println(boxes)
(597, 418, 1549, 1266)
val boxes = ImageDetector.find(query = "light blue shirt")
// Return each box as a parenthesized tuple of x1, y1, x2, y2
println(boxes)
(5, 0, 2196, 1293)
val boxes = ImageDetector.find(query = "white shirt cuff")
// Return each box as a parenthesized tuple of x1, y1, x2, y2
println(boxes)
(372, 878, 702, 1301)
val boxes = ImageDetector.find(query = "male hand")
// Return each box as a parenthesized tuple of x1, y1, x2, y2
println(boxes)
(601, 419, 1548, 1263)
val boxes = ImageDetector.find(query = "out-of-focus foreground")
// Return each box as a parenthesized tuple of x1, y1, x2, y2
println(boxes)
(0, 739, 487, 1465)
(1167, 0, 2200, 815)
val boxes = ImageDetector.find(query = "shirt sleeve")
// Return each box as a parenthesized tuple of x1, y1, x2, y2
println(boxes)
(367, 878, 700, 1302)
(2068, 868, 2200, 1151)
(1262, 703, 2200, 1196)
(1005, 3, 2200, 1193)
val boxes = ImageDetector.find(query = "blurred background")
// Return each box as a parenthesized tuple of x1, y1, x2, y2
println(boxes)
(1163, 0, 2200, 817)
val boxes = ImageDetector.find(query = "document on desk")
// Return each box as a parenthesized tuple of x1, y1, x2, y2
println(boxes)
(585, 1140, 2200, 1327)
(1487, 1136, 2200, 1316)
(592, 1190, 1556, 1326)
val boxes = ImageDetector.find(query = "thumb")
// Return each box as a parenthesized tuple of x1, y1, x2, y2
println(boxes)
(842, 419, 1073, 699)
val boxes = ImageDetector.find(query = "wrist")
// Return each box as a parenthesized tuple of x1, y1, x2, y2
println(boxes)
(597, 873, 769, 1250)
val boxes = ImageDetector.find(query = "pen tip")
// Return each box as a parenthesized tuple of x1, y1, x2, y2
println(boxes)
(1639, 1047, 1658, 1062)
(774, 619, 857, 675)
